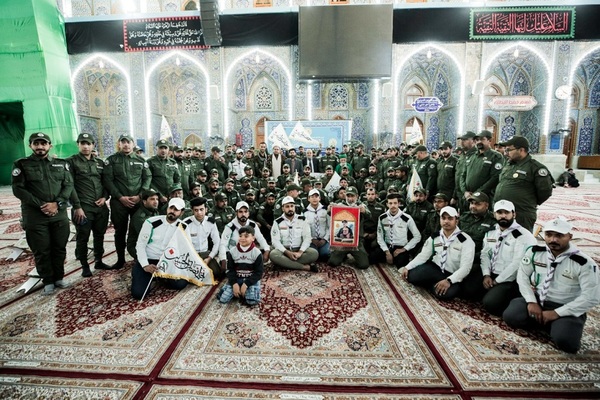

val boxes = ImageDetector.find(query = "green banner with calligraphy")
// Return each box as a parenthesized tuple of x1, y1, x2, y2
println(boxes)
(470, 7, 575, 40)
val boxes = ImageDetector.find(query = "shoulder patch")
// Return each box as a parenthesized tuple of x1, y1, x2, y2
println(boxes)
(457, 233, 467, 243)
(298, 216, 306, 220)
(570, 253, 587, 266)
(531, 245, 546, 252)
(512, 229, 523, 238)
(144, 162, 149, 169)
(400, 214, 409, 222)
(538, 168, 548, 177)
(12, 168, 21, 176)
(151, 219, 163, 228)
(104, 159, 110, 165)
(494, 163, 503, 170)
(249, 221, 256, 228)
(275, 216, 285, 224)
(379, 214, 387, 221)
(429, 164, 435, 169)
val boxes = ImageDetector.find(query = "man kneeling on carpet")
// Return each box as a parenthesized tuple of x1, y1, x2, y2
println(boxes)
(503, 218, 600, 353)
(400, 206, 475, 300)
(217, 225, 263, 305)
(131, 198, 189, 300)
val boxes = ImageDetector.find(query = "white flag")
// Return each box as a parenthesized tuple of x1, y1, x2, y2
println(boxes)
(409, 119, 423, 145)
(407, 166, 423, 203)
(160, 115, 172, 141)
(155, 225, 215, 286)
(325, 171, 342, 197)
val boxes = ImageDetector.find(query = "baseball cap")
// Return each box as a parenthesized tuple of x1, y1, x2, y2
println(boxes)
(141, 189, 158, 200)
(77, 133, 94, 143)
(156, 139, 169, 148)
(499, 136, 530, 150)
(475, 130, 493, 139)
(459, 131, 476, 140)
(433, 192, 449, 201)
(543, 218, 572, 234)
(244, 165, 253, 171)
(211, 146, 221, 152)
(118, 134, 134, 142)
(325, 165, 333, 170)
(235, 201, 249, 211)
(346, 186, 358, 196)
(308, 188, 320, 197)
(210, 168, 218, 174)
(282, 196, 295, 205)
(208, 177, 219, 184)
(215, 193, 226, 201)
(236, 149, 244, 154)
(414, 145, 428, 152)
(168, 197, 185, 211)
(198, 170, 207, 176)
(29, 132, 51, 144)
(440, 206, 459, 218)
(493, 199, 515, 213)
(439, 141, 453, 149)
(245, 189, 256, 196)
(468, 191, 490, 203)
(173, 145, 183, 152)
(413, 187, 427, 195)
(169, 183, 183, 193)
(286, 184, 301, 191)
(266, 192, 276, 198)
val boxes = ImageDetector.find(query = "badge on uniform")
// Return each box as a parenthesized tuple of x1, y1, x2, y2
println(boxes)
(65, 163, 70, 171)
(12, 168, 21, 176)
(513, 173, 519, 178)
(144, 162, 149, 168)
(429, 164, 435, 169)
(521, 256, 530, 264)
(494, 163, 502, 170)
(538, 168, 548, 176)
(104, 159, 110, 165)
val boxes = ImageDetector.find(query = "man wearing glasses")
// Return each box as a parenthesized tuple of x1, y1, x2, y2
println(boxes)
(494, 136, 553, 232)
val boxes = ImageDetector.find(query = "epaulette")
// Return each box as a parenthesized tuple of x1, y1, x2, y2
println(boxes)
(207, 216, 215, 224)
(298, 216, 306, 220)
(176, 221, 187, 229)
(275, 216, 285, 224)
(570, 254, 587, 266)
(457, 233, 466, 242)
(151, 219, 163, 228)
(511, 229, 522, 238)
(400, 214, 409, 222)
(431, 231, 440, 239)
(531, 245, 546, 252)
(379, 213, 387, 221)
(249, 221, 256, 228)
(183, 217, 193, 225)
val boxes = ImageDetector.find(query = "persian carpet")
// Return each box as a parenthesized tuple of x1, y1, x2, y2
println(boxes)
(0, 376, 141, 399)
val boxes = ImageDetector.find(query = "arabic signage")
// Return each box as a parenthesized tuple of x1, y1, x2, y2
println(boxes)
(470, 7, 575, 40)
(123, 17, 209, 52)
(412, 97, 443, 113)
(488, 96, 538, 111)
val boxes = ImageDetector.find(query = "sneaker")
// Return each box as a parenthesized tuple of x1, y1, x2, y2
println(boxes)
(41, 284, 55, 296)
(54, 280, 71, 289)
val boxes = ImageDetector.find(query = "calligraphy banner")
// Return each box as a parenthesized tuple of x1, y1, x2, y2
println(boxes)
(329, 205, 360, 251)
(470, 7, 575, 40)
(123, 16, 210, 52)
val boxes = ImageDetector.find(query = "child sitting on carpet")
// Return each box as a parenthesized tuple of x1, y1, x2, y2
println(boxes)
(217, 225, 264, 306)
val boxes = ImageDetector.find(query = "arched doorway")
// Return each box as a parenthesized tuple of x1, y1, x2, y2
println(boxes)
(184, 133, 203, 149)
(255, 117, 268, 147)
(485, 116, 498, 145)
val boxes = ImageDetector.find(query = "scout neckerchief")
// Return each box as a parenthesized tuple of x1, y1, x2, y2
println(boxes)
(490, 221, 521, 274)
(439, 228, 461, 272)
(539, 245, 579, 305)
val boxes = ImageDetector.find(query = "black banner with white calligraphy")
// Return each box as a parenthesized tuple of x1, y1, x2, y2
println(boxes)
(470, 7, 575, 40)
(123, 16, 210, 52)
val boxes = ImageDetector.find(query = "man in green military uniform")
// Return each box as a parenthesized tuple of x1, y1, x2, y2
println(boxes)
(495, 136, 553, 232)
(173, 145, 192, 199)
(455, 131, 478, 212)
(147, 139, 180, 205)
(351, 143, 371, 178)
(436, 141, 458, 202)
(126, 189, 160, 260)
(204, 146, 229, 181)
(273, 184, 305, 218)
(208, 193, 235, 234)
(12, 132, 74, 295)
(411, 145, 438, 200)
(103, 134, 152, 269)
(67, 133, 110, 277)
(363, 187, 386, 252)
(461, 130, 503, 205)
(319, 146, 338, 172)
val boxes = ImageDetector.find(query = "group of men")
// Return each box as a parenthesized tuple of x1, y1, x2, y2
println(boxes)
(11, 130, 599, 353)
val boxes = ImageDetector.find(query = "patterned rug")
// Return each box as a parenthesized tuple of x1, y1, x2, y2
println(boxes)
(161, 264, 450, 387)
(0, 376, 141, 399)
(382, 268, 600, 392)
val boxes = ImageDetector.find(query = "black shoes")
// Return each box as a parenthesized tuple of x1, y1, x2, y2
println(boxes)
(94, 259, 123, 270)
(81, 263, 92, 277)
(109, 259, 125, 270)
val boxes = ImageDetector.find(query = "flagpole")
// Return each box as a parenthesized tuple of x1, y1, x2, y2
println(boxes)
(139, 274, 155, 303)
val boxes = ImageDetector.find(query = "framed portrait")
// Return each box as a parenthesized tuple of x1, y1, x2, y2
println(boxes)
(330, 205, 360, 250)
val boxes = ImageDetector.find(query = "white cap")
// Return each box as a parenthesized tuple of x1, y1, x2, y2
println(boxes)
(494, 200, 515, 213)
(168, 198, 186, 211)
(282, 196, 295, 205)
(543, 218, 572, 234)
(440, 206, 459, 218)
(236, 148, 244, 153)
(235, 201, 249, 211)
(308, 188, 320, 197)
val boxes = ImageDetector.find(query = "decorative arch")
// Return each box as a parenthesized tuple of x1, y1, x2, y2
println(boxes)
(393, 44, 466, 135)
(565, 45, 600, 127)
(404, 83, 425, 109)
(144, 51, 211, 142)
(248, 72, 280, 111)
(183, 133, 202, 148)
(223, 48, 293, 139)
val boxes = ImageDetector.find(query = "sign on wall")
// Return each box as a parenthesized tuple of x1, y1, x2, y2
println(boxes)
(412, 97, 443, 113)
(488, 96, 538, 111)
(123, 17, 210, 52)
(470, 7, 575, 40)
